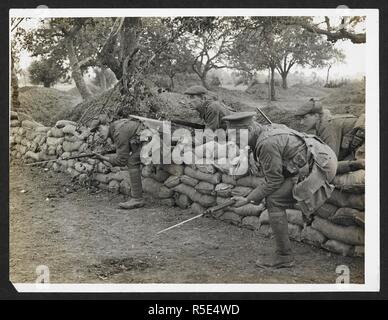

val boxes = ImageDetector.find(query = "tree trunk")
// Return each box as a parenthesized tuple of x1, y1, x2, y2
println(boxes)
(65, 38, 93, 100)
(326, 65, 332, 86)
(11, 57, 21, 111)
(270, 65, 276, 101)
(281, 72, 288, 89)
(43, 82, 51, 88)
(201, 72, 210, 90)
(169, 75, 175, 91)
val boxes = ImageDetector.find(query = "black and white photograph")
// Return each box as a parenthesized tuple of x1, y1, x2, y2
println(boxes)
(8, 8, 379, 293)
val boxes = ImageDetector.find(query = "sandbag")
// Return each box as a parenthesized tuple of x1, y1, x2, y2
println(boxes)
(164, 175, 181, 188)
(152, 168, 171, 183)
(195, 181, 215, 195)
(312, 216, 364, 245)
(142, 165, 155, 178)
(314, 203, 339, 219)
(231, 203, 265, 217)
(74, 162, 94, 174)
(301, 226, 327, 246)
(173, 183, 216, 208)
(11, 120, 20, 127)
(94, 173, 112, 184)
(322, 240, 353, 256)
(109, 171, 130, 182)
(36, 126, 50, 133)
(22, 120, 42, 130)
(333, 170, 365, 193)
(191, 202, 205, 215)
(160, 198, 176, 207)
(221, 174, 237, 186)
(286, 209, 305, 227)
(66, 167, 80, 178)
(215, 183, 234, 198)
(11, 111, 19, 120)
(329, 208, 364, 227)
(220, 211, 241, 225)
(17, 127, 26, 136)
(237, 176, 266, 188)
(62, 140, 83, 153)
(288, 224, 302, 242)
(231, 186, 252, 197)
(142, 177, 162, 197)
(108, 180, 120, 193)
(97, 162, 110, 174)
(48, 127, 64, 138)
(24, 151, 40, 161)
(64, 135, 82, 143)
(241, 216, 261, 230)
(216, 196, 231, 206)
(159, 186, 174, 199)
(55, 120, 77, 129)
(46, 137, 64, 147)
(175, 194, 192, 209)
(119, 180, 131, 195)
(184, 166, 221, 185)
(62, 124, 77, 135)
(78, 173, 89, 185)
(180, 175, 199, 187)
(162, 164, 184, 176)
(328, 190, 365, 211)
(195, 164, 217, 174)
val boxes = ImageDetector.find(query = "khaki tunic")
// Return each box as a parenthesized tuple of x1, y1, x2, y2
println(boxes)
(198, 100, 233, 131)
(316, 113, 358, 161)
(106, 119, 141, 168)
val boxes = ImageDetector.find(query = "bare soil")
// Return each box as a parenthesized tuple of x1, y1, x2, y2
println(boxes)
(10, 163, 364, 284)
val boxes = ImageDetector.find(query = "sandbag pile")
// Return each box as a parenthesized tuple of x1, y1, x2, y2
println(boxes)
(9, 111, 365, 258)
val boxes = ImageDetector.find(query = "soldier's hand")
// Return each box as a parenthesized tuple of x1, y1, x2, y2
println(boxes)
(231, 196, 249, 208)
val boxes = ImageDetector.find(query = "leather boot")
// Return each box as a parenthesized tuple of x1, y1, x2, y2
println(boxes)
(118, 168, 145, 210)
(256, 210, 295, 269)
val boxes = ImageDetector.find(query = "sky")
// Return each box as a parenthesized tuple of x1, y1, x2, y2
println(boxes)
(13, 16, 366, 81)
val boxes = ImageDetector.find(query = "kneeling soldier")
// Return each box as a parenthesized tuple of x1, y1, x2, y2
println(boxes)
(90, 116, 145, 210)
(223, 112, 338, 269)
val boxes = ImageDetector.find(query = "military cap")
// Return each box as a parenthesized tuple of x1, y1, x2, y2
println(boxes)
(222, 112, 256, 128)
(295, 98, 323, 117)
(184, 85, 208, 95)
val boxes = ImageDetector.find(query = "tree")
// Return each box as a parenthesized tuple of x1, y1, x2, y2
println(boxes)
(21, 18, 114, 100)
(282, 16, 366, 44)
(182, 17, 238, 90)
(325, 51, 346, 86)
(28, 59, 64, 87)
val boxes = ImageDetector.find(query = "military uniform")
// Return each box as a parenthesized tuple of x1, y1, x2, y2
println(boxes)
(184, 85, 233, 130)
(295, 99, 365, 161)
(223, 112, 338, 269)
(107, 119, 144, 209)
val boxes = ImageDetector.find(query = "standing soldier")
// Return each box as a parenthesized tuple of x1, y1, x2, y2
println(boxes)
(223, 112, 338, 269)
(184, 85, 234, 131)
(90, 116, 145, 210)
(295, 98, 365, 172)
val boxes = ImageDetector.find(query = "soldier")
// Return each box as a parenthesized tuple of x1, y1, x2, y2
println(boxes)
(184, 85, 234, 131)
(295, 98, 365, 171)
(90, 116, 145, 210)
(223, 112, 338, 269)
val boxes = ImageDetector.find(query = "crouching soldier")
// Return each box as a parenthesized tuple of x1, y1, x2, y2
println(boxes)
(295, 98, 365, 173)
(90, 116, 145, 210)
(223, 112, 338, 269)
(184, 85, 234, 131)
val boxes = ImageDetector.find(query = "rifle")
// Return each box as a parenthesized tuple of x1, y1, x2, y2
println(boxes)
(129, 115, 206, 131)
(256, 107, 272, 125)
(171, 119, 205, 130)
(25, 150, 114, 166)
(156, 199, 236, 235)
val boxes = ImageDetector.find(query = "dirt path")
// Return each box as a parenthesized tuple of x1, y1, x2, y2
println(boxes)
(10, 164, 364, 284)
